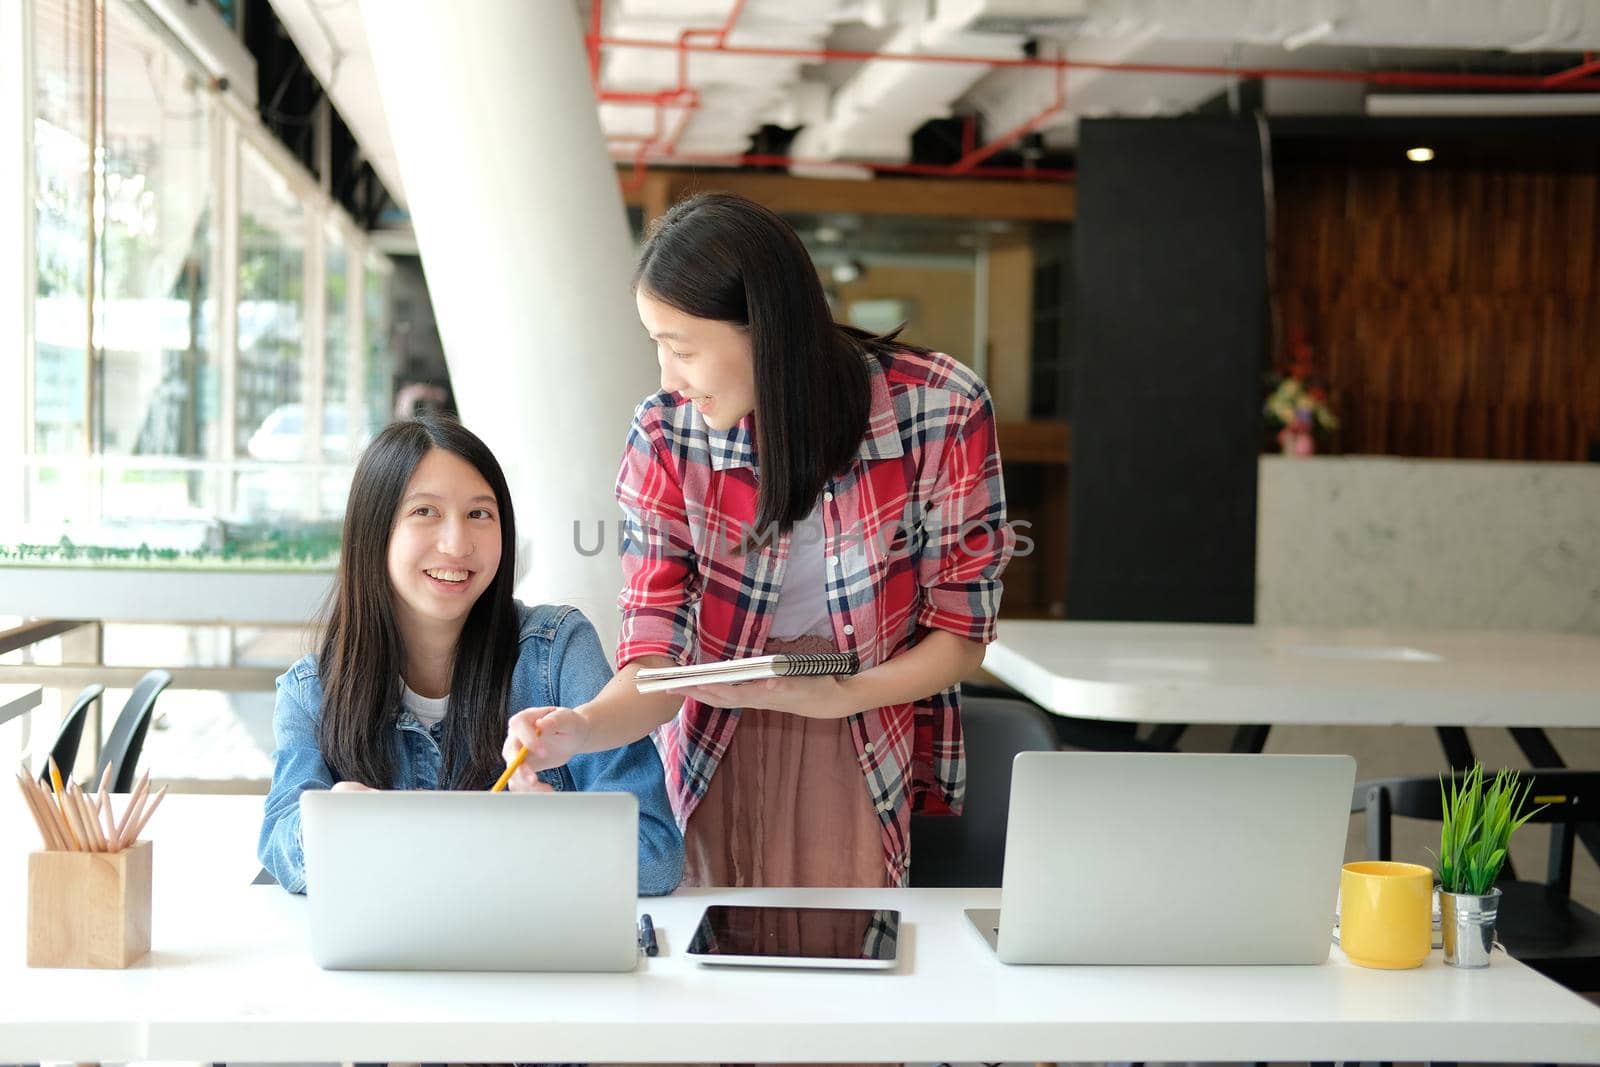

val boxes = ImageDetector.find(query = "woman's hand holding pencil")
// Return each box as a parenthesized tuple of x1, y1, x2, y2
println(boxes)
(15, 760, 166, 852)
(499, 708, 576, 791)
(489, 745, 530, 792)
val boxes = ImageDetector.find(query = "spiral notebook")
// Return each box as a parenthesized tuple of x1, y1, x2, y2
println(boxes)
(635, 652, 859, 694)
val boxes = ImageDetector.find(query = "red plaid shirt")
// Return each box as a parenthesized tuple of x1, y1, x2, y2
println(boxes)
(614, 348, 1013, 886)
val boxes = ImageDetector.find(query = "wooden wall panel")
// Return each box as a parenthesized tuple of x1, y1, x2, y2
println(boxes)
(1275, 167, 1600, 461)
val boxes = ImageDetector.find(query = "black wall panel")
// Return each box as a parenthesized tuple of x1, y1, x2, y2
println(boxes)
(1066, 118, 1267, 622)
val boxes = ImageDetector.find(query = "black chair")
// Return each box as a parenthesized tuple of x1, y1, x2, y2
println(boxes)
(961, 678, 1179, 752)
(36, 683, 103, 785)
(1353, 770, 1600, 992)
(94, 669, 172, 793)
(911, 696, 1059, 887)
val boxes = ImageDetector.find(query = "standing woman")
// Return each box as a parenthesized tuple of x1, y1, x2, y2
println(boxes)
(506, 192, 1013, 889)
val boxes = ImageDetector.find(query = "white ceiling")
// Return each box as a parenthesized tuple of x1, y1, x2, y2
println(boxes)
(263, 0, 1600, 213)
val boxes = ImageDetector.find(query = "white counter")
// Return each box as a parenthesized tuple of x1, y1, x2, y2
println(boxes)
(1257, 456, 1600, 633)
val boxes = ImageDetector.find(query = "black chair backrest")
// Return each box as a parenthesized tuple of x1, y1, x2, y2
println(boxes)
(911, 696, 1059, 888)
(1353, 771, 1600, 825)
(39, 683, 104, 785)
(95, 669, 172, 793)
(1353, 769, 1600, 899)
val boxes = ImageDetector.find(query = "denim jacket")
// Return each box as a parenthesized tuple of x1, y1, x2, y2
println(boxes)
(258, 601, 684, 896)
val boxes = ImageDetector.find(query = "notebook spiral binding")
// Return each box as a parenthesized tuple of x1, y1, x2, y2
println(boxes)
(777, 652, 860, 677)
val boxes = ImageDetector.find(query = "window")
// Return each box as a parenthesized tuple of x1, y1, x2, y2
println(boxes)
(6, 0, 401, 789)
(236, 140, 306, 462)
(12, 0, 395, 554)
(322, 225, 351, 460)
(363, 251, 394, 436)
(96, 0, 219, 523)
(32, 0, 94, 457)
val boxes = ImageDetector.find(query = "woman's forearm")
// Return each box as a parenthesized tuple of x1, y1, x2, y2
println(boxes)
(837, 630, 987, 716)
(574, 657, 685, 753)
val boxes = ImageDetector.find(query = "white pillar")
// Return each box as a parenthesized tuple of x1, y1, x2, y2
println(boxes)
(361, 0, 653, 656)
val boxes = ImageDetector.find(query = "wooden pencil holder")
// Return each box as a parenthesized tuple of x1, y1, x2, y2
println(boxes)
(27, 840, 152, 968)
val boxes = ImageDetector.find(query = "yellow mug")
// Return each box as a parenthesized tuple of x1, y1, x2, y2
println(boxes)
(1340, 861, 1433, 969)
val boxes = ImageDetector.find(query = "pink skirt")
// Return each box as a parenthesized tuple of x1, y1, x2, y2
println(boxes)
(682, 635, 889, 889)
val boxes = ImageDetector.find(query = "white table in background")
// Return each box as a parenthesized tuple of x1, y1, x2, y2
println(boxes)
(984, 621, 1600, 729)
(2, 795, 1597, 1064)
(984, 620, 1600, 759)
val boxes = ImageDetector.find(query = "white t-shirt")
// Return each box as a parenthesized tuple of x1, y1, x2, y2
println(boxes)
(400, 679, 449, 728)
(769, 500, 832, 640)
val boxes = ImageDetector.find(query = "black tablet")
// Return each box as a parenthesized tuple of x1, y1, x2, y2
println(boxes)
(684, 904, 901, 969)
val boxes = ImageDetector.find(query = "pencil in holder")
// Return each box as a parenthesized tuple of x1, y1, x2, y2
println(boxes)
(27, 840, 152, 968)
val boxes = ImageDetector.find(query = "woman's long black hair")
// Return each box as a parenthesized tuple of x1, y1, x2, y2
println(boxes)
(316, 415, 520, 790)
(634, 191, 924, 534)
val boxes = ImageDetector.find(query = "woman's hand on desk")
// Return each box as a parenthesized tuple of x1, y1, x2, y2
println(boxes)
(503, 772, 554, 794)
(504, 706, 590, 785)
(330, 781, 376, 793)
(681, 676, 858, 720)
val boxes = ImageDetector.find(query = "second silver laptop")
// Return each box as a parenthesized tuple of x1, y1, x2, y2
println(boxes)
(969, 752, 1356, 965)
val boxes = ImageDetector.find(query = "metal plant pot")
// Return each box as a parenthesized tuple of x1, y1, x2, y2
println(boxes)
(1440, 887, 1501, 968)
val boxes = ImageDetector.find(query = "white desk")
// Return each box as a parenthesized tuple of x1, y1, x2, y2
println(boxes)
(984, 621, 1600, 727)
(4, 795, 1598, 1064)
(0, 685, 41, 727)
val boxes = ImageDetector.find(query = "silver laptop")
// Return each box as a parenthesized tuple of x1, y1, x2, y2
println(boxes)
(967, 752, 1355, 965)
(300, 790, 640, 971)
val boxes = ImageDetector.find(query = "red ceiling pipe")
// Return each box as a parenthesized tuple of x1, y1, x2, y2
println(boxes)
(586, 0, 603, 90)
(953, 48, 1065, 173)
(659, 0, 746, 156)
(661, 93, 702, 156)
(595, 6, 1600, 186)
(589, 0, 671, 191)
(675, 0, 747, 97)
(596, 35, 1600, 92)
(612, 0, 746, 191)
(1544, 51, 1600, 88)
(620, 98, 669, 193)
(606, 0, 1073, 184)
(600, 89, 695, 105)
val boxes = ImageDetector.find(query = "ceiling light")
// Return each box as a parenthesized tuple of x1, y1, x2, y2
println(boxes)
(1406, 147, 1435, 163)
(814, 225, 843, 244)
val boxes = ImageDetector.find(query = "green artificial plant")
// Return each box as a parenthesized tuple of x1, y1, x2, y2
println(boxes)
(1434, 762, 1543, 896)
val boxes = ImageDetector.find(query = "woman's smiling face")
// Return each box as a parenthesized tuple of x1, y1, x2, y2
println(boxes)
(385, 447, 502, 634)
(636, 289, 756, 430)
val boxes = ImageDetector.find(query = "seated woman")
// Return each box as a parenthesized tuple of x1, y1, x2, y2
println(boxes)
(258, 415, 683, 896)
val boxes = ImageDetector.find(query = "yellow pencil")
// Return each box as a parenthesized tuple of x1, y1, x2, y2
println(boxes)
(46, 758, 83, 851)
(490, 745, 529, 793)
(489, 721, 542, 793)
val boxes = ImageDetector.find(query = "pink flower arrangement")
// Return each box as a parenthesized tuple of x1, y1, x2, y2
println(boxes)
(1265, 336, 1338, 456)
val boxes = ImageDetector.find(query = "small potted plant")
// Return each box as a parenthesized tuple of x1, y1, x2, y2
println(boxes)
(1433, 763, 1543, 968)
